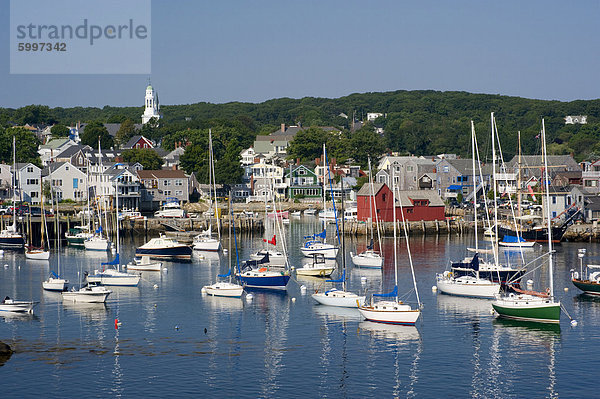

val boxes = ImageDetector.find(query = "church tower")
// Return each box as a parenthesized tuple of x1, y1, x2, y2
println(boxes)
(142, 80, 162, 124)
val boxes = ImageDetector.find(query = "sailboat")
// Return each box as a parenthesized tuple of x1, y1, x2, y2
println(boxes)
(87, 175, 140, 287)
(66, 167, 93, 246)
(25, 180, 50, 260)
(194, 129, 222, 252)
(203, 195, 244, 297)
(318, 144, 338, 223)
(436, 121, 501, 298)
(84, 138, 111, 251)
(351, 156, 383, 269)
(0, 137, 25, 250)
(492, 119, 561, 324)
(302, 144, 339, 259)
(358, 169, 421, 325)
(43, 183, 69, 291)
(312, 178, 366, 307)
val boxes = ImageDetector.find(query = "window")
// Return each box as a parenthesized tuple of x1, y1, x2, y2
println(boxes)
(175, 180, 183, 186)
(298, 169, 306, 175)
(175, 190, 183, 196)
(65, 166, 69, 171)
(407, 166, 414, 172)
(443, 166, 449, 173)
(164, 180, 171, 186)
(27, 167, 33, 173)
(552, 196, 556, 204)
(30, 191, 38, 198)
(164, 190, 171, 196)
(73, 178, 78, 189)
(382, 194, 386, 202)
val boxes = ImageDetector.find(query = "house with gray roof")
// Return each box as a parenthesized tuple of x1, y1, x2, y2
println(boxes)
(42, 161, 87, 202)
(12, 163, 41, 204)
(38, 138, 78, 166)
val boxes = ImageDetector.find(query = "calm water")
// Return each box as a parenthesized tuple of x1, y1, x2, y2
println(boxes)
(1, 217, 599, 398)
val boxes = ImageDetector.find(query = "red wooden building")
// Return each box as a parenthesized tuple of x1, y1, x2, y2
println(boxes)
(357, 183, 445, 222)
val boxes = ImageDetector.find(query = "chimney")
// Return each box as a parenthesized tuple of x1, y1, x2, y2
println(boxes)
(281, 123, 285, 133)
(315, 157, 320, 166)
(296, 158, 300, 166)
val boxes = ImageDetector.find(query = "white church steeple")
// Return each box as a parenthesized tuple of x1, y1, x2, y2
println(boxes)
(142, 79, 162, 124)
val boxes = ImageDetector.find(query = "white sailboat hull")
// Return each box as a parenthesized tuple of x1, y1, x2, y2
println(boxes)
(351, 251, 383, 268)
(203, 282, 244, 297)
(193, 238, 221, 252)
(42, 278, 69, 292)
(436, 275, 500, 299)
(84, 237, 110, 251)
(312, 290, 365, 308)
(301, 243, 339, 259)
(87, 271, 140, 286)
(358, 301, 421, 325)
(126, 258, 162, 271)
(25, 250, 50, 260)
(296, 265, 335, 277)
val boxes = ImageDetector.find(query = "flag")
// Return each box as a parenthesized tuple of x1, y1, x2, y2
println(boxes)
(528, 185, 537, 201)
(268, 235, 276, 246)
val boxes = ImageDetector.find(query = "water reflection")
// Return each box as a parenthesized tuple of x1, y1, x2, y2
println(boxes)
(62, 302, 109, 321)
(313, 305, 362, 322)
(436, 294, 494, 318)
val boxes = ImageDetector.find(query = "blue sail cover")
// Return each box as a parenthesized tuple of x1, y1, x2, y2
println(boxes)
(374, 285, 398, 297)
(367, 239, 374, 250)
(243, 253, 270, 268)
(101, 253, 119, 266)
(451, 253, 480, 271)
(50, 270, 59, 278)
(95, 226, 103, 234)
(218, 269, 231, 278)
(326, 269, 345, 283)
(502, 235, 526, 243)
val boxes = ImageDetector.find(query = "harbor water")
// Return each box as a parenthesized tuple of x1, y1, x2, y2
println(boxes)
(1, 216, 598, 398)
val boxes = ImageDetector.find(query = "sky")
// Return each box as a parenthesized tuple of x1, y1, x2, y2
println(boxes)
(1, 0, 599, 108)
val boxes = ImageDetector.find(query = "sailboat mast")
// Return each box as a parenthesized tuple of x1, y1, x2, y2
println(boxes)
(340, 176, 346, 292)
(391, 168, 399, 300)
(209, 129, 220, 239)
(517, 131, 522, 221)
(367, 157, 374, 246)
(491, 113, 500, 269)
(541, 119, 554, 298)
(115, 174, 119, 255)
(12, 136, 16, 230)
(471, 121, 478, 252)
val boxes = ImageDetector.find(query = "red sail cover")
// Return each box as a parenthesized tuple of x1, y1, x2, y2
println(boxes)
(263, 235, 276, 245)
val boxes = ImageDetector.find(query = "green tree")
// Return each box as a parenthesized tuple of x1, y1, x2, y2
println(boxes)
(349, 126, 385, 167)
(51, 124, 70, 137)
(287, 127, 332, 162)
(81, 121, 114, 150)
(179, 144, 208, 178)
(115, 119, 137, 147)
(14, 105, 53, 125)
(0, 127, 42, 166)
(121, 149, 164, 170)
(214, 138, 243, 184)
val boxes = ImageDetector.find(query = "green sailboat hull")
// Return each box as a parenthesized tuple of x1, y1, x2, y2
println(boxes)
(492, 302, 561, 324)
(66, 237, 85, 246)
(572, 279, 600, 296)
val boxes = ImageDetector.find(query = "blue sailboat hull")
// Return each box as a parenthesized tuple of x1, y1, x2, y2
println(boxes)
(135, 246, 192, 261)
(238, 273, 291, 290)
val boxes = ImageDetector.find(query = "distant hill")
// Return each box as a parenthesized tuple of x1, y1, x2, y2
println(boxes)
(2, 90, 600, 161)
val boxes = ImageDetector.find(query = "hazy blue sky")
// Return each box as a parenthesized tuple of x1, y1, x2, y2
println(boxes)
(1, 0, 599, 108)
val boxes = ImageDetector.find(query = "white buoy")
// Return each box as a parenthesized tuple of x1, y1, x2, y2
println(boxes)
(246, 293, 254, 301)
(223, 249, 228, 254)
(564, 287, 569, 292)
(571, 319, 578, 327)
(3, 264, 8, 269)
(361, 277, 367, 285)
(490, 308, 495, 315)
(300, 285, 307, 294)
(432, 285, 438, 292)
(526, 279, 534, 290)
(290, 266, 295, 271)
(163, 267, 168, 272)
(291, 297, 296, 303)
(153, 284, 159, 289)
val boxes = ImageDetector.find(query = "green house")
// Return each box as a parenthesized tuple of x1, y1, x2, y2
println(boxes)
(285, 165, 322, 199)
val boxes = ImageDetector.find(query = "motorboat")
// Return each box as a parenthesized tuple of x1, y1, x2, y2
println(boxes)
(126, 256, 162, 271)
(0, 224, 24, 249)
(343, 207, 357, 221)
(62, 282, 111, 303)
(154, 201, 186, 218)
(350, 250, 383, 269)
(136, 234, 192, 261)
(318, 208, 337, 222)
(304, 207, 317, 216)
(0, 296, 38, 313)
(119, 208, 144, 221)
(295, 253, 336, 277)
(291, 211, 301, 217)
